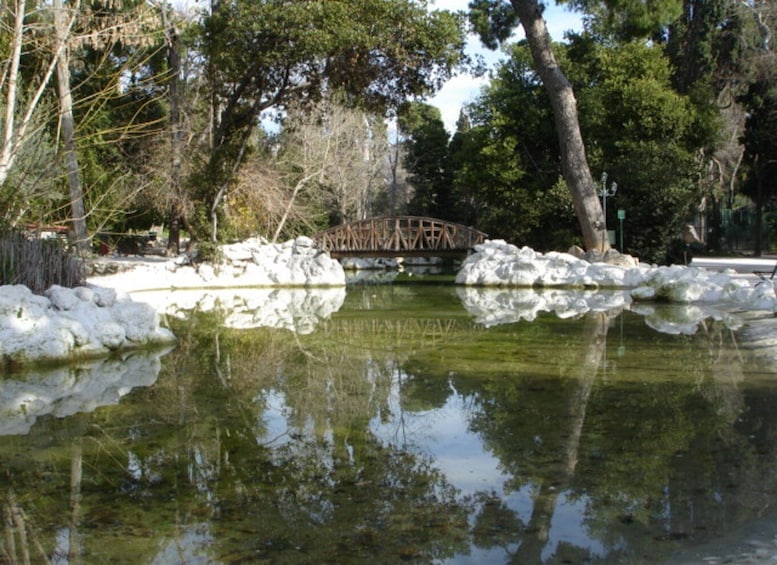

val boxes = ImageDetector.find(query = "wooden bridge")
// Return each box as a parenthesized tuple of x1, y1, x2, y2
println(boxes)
(314, 216, 488, 258)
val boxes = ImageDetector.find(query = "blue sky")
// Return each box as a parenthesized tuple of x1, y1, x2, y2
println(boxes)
(429, 0, 584, 132)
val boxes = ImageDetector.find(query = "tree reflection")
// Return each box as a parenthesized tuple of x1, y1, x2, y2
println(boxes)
(2, 288, 777, 563)
(0, 302, 472, 563)
(505, 313, 607, 563)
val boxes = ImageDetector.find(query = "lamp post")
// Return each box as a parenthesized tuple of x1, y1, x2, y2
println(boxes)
(599, 172, 617, 246)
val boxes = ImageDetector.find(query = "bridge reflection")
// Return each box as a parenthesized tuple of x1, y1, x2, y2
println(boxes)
(320, 317, 483, 349)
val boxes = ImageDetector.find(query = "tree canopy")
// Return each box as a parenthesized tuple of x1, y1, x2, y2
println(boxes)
(198, 0, 467, 240)
(1, 0, 775, 260)
(442, 35, 719, 261)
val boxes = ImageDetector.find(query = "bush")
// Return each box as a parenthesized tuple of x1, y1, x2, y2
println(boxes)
(0, 231, 84, 294)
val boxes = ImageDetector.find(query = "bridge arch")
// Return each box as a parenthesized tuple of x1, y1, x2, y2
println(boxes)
(314, 216, 488, 258)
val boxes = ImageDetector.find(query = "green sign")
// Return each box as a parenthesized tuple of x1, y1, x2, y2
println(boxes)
(617, 209, 626, 220)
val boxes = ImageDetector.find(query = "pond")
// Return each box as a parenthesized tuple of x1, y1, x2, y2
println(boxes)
(2, 280, 777, 564)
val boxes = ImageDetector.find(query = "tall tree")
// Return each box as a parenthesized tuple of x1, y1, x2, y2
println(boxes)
(573, 0, 683, 40)
(665, 0, 746, 252)
(737, 0, 777, 255)
(448, 109, 482, 226)
(158, 1, 185, 255)
(0, 0, 73, 193)
(456, 36, 717, 261)
(53, 0, 88, 254)
(275, 96, 391, 236)
(469, 0, 610, 252)
(665, 0, 730, 93)
(198, 0, 467, 242)
(452, 43, 576, 249)
(740, 84, 777, 255)
(398, 102, 455, 220)
(2, 0, 168, 247)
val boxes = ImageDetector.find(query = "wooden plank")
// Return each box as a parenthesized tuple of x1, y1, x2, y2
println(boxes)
(314, 216, 488, 256)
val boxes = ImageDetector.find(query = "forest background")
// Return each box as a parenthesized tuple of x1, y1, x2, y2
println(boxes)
(1, 0, 775, 265)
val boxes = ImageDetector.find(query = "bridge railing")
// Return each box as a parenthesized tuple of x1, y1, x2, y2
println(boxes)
(314, 216, 487, 257)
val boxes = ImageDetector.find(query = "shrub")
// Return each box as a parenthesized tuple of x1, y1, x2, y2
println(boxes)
(0, 231, 84, 294)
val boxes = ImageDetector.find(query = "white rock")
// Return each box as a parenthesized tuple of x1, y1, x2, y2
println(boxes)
(457, 240, 777, 312)
(45, 285, 81, 311)
(631, 286, 657, 300)
(0, 283, 176, 364)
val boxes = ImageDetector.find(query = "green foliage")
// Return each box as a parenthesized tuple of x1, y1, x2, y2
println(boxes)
(468, 0, 519, 50)
(65, 25, 170, 235)
(575, 40, 718, 261)
(192, 239, 223, 264)
(0, 231, 84, 293)
(399, 102, 456, 219)
(739, 80, 777, 196)
(738, 78, 777, 252)
(452, 38, 718, 261)
(0, 119, 62, 228)
(566, 0, 682, 41)
(665, 0, 731, 93)
(2, 0, 171, 237)
(197, 0, 468, 232)
(449, 43, 577, 249)
(469, 0, 682, 46)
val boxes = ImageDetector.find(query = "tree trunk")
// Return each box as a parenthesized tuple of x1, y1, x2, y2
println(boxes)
(1, 0, 78, 190)
(69, 441, 83, 564)
(753, 155, 763, 256)
(510, 0, 609, 252)
(0, 0, 26, 188)
(162, 6, 183, 255)
(509, 313, 608, 563)
(54, 0, 89, 255)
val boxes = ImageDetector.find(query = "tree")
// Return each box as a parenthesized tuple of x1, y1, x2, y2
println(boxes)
(63, 0, 169, 240)
(313, 105, 390, 225)
(273, 97, 391, 239)
(228, 96, 394, 242)
(665, 0, 731, 94)
(53, 0, 88, 254)
(0, 0, 74, 200)
(736, 0, 777, 255)
(383, 135, 412, 217)
(469, 0, 610, 252)
(451, 46, 577, 248)
(2, 0, 170, 250)
(572, 0, 683, 41)
(740, 81, 777, 255)
(448, 109, 482, 226)
(158, 0, 185, 254)
(572, 39, 717, 261)
(198, 0, 467, 242)
(455, 35, 717, 261)
(398, 102, 456, 220)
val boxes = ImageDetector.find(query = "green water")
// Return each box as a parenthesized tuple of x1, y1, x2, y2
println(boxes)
(2, 284, 777, 564)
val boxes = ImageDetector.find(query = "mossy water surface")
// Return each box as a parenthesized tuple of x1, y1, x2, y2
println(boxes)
(1, 285, 776, 564)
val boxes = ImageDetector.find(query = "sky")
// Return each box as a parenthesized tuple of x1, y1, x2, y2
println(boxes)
(428, 0, 584, 132)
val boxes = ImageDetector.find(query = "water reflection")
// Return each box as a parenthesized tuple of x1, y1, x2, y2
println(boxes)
(0, 347, 170, 435)
(457, 286, 750, 336)
(1, 286, 777, 563)
(134, 286, 346, 333)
